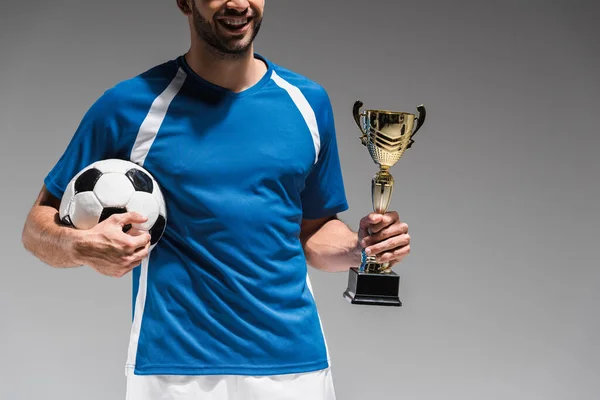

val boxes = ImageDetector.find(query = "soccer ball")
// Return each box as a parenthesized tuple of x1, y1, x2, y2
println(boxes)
(59, 159, 167, 247)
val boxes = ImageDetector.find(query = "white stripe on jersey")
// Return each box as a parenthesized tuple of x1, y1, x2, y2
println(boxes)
(130, 67, 187, 165)
(305, 273, 331, 364)
(270, 70, 321, 164)
(125, 67, 187, 376)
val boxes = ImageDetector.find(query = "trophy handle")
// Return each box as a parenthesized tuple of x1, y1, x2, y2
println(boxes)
(353, 100, 368, 146)
(413, 104, 426, 135)
(407, 104, 426, 149)
(352, 100, 363, 130)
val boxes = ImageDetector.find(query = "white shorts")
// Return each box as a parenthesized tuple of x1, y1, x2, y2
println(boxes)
(125, 367, 337, 400)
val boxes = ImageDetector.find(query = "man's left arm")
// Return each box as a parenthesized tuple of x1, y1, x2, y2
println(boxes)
(300, 212, 411, 273)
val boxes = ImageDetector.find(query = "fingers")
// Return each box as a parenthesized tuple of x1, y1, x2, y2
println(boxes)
(379, 253, 407, 273)
(369, 211, 400, 234)
(109, 242, 151, 278)
(359, 212, 383, 231)
(126, 244, 150, 267)
(85, 216, 152, 278)
(375, 244, 411, 264)
(125, 232, 152, 253)
(357, 211, 411, 267)
(364, 233, 410, 257)
(108, 262, 141, 278)
(359, 211, 400, 236)
(361, 221, 408, 247)
(126, 227, 147, 237)
(113, 211, 148, 227)
(121, 224, 151, 253)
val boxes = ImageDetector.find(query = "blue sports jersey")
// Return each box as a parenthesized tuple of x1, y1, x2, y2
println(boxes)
(44, 53, 349, 376)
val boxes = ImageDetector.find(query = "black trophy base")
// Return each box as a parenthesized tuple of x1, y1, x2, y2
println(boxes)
(342, 267, 401, 307)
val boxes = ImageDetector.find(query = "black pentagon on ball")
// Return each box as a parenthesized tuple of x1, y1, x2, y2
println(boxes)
(126, 168, 153, 193)
(149, 214, 166, 245)
(74, 168, 103, 193)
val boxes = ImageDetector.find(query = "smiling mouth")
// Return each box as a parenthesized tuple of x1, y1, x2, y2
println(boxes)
(217, 17, 252, 33)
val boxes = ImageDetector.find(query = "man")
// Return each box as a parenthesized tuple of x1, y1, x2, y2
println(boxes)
(21, 0, 411, 399)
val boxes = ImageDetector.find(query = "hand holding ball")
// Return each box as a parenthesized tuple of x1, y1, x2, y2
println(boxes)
(59, 159, 167, 277)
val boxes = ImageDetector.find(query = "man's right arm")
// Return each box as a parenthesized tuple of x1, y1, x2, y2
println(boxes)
(21, 185, 84, 268)
(21, 185, 152, 277)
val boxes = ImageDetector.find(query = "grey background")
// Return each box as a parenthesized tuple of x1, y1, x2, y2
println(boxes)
(1, 0, 599, 399)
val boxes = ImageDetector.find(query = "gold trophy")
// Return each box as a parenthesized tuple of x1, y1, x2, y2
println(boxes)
(343, 100, 426, 306)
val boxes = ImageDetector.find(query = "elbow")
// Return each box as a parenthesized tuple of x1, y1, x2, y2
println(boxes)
(21, 219, 34, 254)
(301, 241, 316, 267)
(303, 249, 329, 272)
(302, 245, 318, 270)
(20, 218, 53, 268)
(21, 214, 41, 259)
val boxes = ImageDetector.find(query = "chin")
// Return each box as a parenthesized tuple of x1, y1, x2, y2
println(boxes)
(222, 38, 254, 54)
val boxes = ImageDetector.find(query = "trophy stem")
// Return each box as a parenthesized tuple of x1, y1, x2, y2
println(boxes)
(372, 168, 394, 214)
(358, 168, 395, 274)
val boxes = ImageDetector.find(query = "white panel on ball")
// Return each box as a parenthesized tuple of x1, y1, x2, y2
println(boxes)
(126, 192, 159, 231)
(69, 192, 104, 229)
(59, 181, 75, 221)
(94, 173, 135, 208)
(93, 158, 139, 174)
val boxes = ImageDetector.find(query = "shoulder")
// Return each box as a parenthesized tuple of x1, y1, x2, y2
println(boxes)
(269, 60, 332, 117)
(271, 62, 328, 97)
(86, 58, 182, 121)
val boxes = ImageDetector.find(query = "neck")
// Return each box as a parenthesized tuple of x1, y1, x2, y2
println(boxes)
(184, 42, 267, 93)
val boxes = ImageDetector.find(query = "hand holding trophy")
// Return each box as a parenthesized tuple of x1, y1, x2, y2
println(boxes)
(343, 100, 426, 306)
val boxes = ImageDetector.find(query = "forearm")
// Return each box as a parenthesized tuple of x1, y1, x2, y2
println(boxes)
(21, 205, 83, 268)
(303, 218, 362, 272)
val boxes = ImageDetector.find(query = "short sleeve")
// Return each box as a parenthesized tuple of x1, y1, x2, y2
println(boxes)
(43, 89, 123, 199)
(300, 95, 349, 219)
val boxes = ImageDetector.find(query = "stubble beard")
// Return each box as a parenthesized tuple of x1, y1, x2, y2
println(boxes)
(191, 2, 263, 60)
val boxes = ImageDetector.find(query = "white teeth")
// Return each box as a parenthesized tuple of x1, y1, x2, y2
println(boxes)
(222, 18, 248, 27)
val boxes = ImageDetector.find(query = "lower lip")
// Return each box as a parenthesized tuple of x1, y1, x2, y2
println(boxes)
(218, 20, 252, 35)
